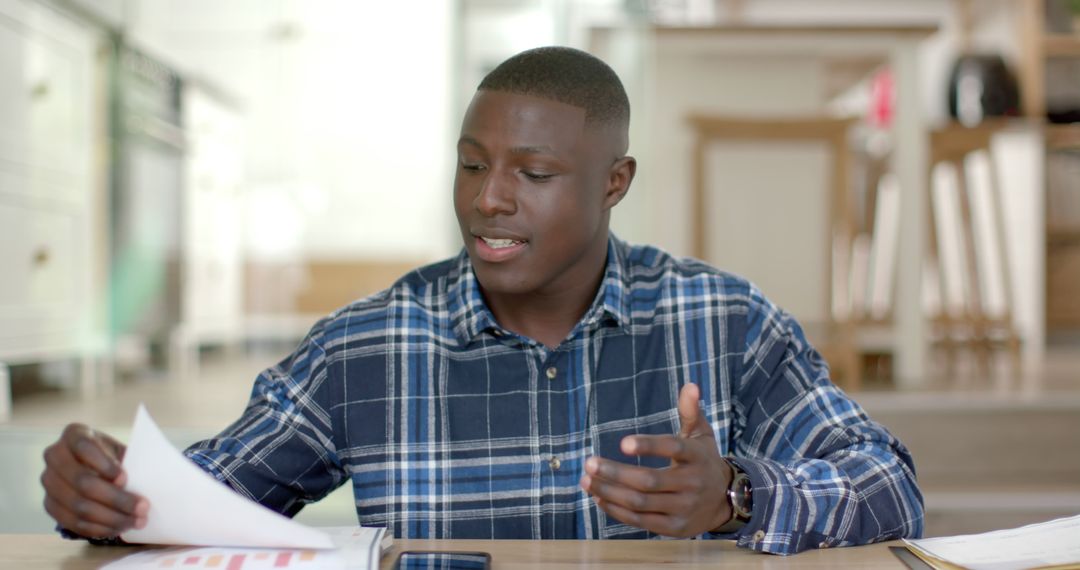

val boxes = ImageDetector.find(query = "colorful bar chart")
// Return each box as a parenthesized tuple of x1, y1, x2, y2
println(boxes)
(101, 527, 385, 570)
(106, 548, 336, 570)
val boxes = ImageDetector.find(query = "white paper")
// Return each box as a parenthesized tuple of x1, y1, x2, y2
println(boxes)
(904, 514, 1080, 570)
(103, 527, 389, 570)
(120, 404, 334, 549)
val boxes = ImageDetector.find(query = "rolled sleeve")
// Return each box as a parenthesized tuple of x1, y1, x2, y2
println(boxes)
(727, 288, 924, 555)
(183, 318, 347, 518)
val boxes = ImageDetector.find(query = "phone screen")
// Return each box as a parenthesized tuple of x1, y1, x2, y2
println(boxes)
(394, 550, 492, 570)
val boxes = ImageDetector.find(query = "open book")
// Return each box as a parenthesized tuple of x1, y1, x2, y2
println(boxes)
(902, 514, 1080, 570)
(106, 405, 391, 569)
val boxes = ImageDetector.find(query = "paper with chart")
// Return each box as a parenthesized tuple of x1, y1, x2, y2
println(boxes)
(102, 527, 390, 570)
(903, 514, 1080, 570)
(119, 404, 335, 549)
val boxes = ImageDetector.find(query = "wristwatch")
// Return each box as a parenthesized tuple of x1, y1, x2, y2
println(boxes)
(714, 460, 753, 533)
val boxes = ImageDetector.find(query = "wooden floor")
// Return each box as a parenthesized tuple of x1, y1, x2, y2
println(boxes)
(2, 342, 1078, 538)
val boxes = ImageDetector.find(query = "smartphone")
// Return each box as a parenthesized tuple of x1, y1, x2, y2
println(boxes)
(393, 550, 492, 570)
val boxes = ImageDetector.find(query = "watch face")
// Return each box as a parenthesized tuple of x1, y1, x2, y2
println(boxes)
(730, 472, 753, 519)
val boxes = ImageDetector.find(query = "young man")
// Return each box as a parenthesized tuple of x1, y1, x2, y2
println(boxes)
(41, 47, 923, 555)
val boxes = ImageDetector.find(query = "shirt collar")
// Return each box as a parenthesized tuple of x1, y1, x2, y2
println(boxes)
(449, 234, 632, 346)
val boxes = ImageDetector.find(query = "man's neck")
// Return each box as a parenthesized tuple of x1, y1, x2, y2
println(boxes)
(482, 249, 608, 350)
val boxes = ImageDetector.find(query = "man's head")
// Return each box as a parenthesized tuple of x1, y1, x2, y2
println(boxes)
(478, 46, 631, 152)
(454, 46, 636, 303)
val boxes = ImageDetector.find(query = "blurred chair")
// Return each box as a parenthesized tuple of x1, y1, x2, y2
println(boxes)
(927, 121, 1022, 377)
(688, 115, 862, 390)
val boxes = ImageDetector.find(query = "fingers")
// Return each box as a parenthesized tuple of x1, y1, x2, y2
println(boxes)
(592, 496, 697, 538)
(583, 456, 690, 493)
(619, 434, 698, 462)
(578, 383, 729, 538)
(40, 467, 146, 535)
(41, 424, 148, 538)
(61, 424, 123, 481)
(44, 496, 126, 539)
(582, 454, 727, 538)
(97, 430, 129, 463)
(580, 469, 696, 517)
(49, 462, 145, 521)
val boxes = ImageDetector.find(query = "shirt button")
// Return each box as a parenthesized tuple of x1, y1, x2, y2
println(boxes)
(545, 367, 557, 380)
(548, 456, 561, 471)
(752, 530, 766, 542)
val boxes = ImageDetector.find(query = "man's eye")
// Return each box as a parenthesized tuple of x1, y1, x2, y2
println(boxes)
(523, 171, 554, 181)
(461, 163, 486, 172)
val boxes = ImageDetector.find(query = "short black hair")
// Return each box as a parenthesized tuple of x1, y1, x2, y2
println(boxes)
(478, 46, 630, 128)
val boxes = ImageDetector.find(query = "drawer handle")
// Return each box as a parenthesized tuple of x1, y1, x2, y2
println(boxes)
(32, 247, 50, 267)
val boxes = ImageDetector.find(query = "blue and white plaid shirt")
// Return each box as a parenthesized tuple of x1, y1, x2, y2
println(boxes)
(184, 236, 923, 555)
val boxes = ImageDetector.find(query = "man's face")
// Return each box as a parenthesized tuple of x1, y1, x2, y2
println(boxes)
(454, 90, 617, 298)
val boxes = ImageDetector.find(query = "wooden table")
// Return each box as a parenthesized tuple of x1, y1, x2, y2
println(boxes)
(0, 535, 909, 569)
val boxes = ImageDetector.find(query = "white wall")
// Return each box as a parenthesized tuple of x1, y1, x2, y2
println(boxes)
(123, 0, 457, 262)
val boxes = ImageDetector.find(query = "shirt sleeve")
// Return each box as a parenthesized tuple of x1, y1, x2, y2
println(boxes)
(721, 286, 924, 555)
(182, 318, 347, 518)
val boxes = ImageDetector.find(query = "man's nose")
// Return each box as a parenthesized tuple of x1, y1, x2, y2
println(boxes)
(474, 170, 517, 217)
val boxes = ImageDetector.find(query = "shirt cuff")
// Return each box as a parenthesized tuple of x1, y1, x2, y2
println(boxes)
(717, 457, 841, 555)
(705, 456, 767, 543)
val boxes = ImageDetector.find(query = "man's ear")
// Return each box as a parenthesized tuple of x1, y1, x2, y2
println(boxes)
(603, 156, 636, 210)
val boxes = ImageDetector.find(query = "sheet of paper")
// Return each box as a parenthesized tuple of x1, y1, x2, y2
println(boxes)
(904, 514, 1080, 570)
(120, 404, 334, 549)
(102, 527, 389, 570)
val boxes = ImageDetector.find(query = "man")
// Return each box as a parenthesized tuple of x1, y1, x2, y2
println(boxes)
(41, 46, 923, 555)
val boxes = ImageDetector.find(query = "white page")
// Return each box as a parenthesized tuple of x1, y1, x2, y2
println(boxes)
(102, 527, 388, 570)
(904, 514, 1080, 570)
(120, 404, 335, 549)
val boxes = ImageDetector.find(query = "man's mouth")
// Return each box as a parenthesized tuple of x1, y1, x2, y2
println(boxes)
(480, 237, 525, 249)
(472, 233, 528, 263)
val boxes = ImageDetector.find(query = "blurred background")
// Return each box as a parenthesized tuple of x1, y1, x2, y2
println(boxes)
(1, 0, 1078, 540)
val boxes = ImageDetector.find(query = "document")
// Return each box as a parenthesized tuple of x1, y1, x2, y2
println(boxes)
(120, 404, 335, 549)
(102, 527, 391, 570)
(903, 514, 1080, 570)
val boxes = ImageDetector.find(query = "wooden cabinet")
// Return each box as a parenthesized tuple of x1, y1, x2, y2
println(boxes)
(1017, 1, 1080, 333)
(0, 0, 107, 420)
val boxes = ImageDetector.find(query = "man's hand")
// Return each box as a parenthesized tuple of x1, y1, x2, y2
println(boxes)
(40, 424, 149, 538)
(579, 383, 733, 537)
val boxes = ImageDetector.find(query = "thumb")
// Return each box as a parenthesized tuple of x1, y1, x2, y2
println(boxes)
(677, 383, 710, 439)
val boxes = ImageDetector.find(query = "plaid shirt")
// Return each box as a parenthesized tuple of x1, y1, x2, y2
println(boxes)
(184, 236, 923, 555)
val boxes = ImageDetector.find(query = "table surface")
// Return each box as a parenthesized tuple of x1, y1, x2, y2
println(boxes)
(0, 535, 910, 569)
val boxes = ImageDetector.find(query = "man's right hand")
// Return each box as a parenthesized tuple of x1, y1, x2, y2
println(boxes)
(40, 424, 149, 538)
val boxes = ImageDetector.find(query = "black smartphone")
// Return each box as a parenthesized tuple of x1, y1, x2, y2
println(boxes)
(393, 550, 492, 570)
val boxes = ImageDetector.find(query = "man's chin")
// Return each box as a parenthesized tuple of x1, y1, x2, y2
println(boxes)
(472, 268, 533, 298)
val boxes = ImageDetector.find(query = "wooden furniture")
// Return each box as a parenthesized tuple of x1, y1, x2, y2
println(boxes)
(927, 121, 1023, 375)
(1015, 1, 1080, 333)
(688, 116, 862, 390)
(0, 0, 108, 420)
(1044, 121, 1080, 332)
(590, 23, 936, 387)
(0, 535, 909, 569)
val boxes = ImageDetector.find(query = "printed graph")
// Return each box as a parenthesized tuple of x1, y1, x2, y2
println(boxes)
(158, 550, 318, 569)
(102, 547, 345, 570)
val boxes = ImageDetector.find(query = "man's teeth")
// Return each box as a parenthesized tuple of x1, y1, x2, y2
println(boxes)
(481, 237, 521, 249)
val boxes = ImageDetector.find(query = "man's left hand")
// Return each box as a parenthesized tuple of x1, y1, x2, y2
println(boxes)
(579, 382, 734, 537)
